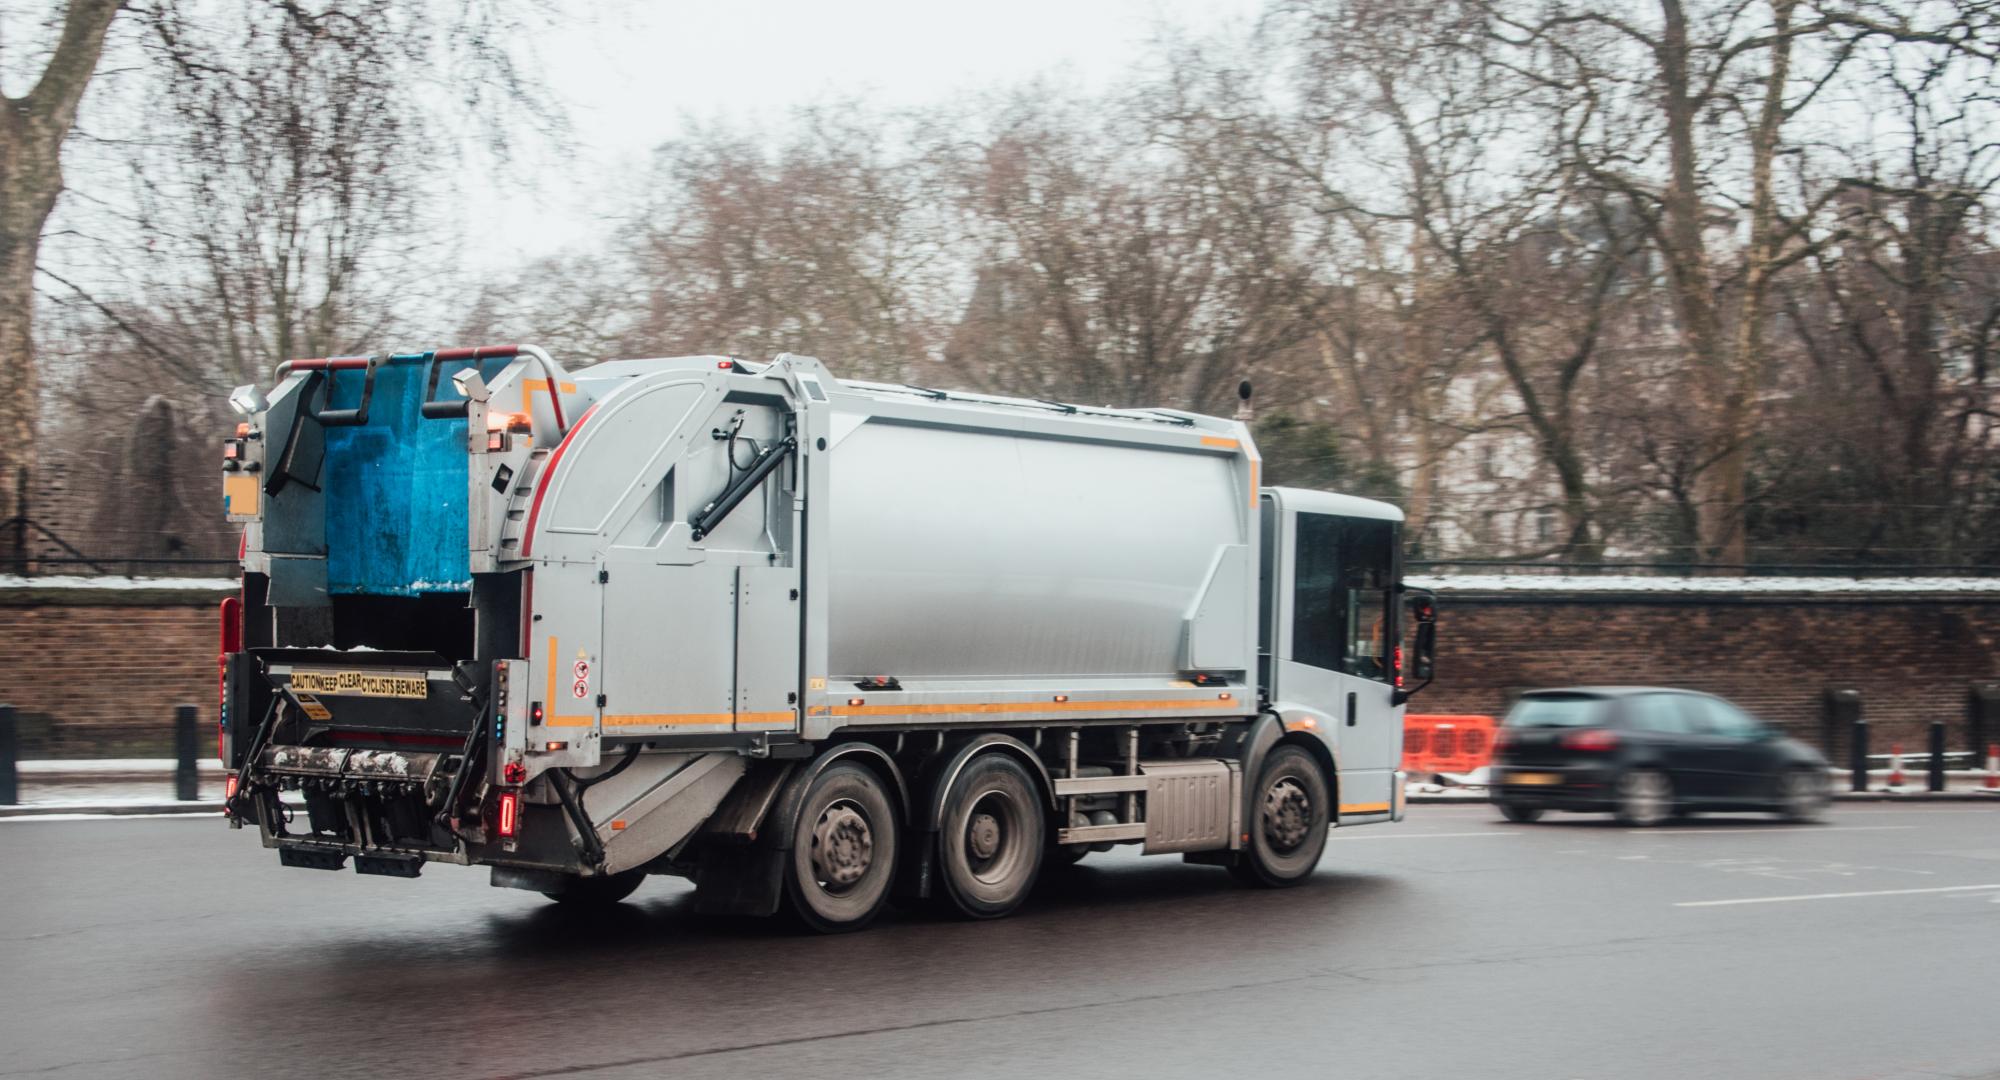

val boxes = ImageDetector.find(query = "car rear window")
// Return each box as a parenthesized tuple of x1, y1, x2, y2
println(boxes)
(1504, 694, 1608, 728)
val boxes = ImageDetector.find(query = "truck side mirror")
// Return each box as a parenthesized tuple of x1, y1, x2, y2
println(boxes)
(1394, 589, 1438, 706)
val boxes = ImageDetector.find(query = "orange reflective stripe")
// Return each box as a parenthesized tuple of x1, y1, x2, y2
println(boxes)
(600, 711, 797, 727)
(1339, 802, 1391, 814)
(828, 698, 1241, 718)
(1200, 435, 1239, 449)
(545, 635, 558, 709)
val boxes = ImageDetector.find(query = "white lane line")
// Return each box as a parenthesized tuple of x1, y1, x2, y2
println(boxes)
(1675, 883, 2000, 907)
(1331, 831, 1515, 840)
(1630, 825, 1919, 835)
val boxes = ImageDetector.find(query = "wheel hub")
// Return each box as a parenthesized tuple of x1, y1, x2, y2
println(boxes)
(1263, 778, 1311, 851)
(811, 804, 873, 889)
(967, 811, 1002, 861)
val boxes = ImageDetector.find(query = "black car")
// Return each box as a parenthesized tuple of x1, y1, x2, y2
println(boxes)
(1490, 687, 1831, 826)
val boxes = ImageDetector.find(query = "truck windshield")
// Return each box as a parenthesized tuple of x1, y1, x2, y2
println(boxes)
(1504, 695, 1608, 728)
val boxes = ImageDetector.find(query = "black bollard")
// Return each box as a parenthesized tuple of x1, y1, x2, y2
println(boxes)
(0, 705, 16, 806)
(1823, 688, 1861, 762)
(1971, 683, 2000, 770)
(174, 705, 199, 802)
(1850, 717, 1870, 793)
(1928, 720, 1946, 793)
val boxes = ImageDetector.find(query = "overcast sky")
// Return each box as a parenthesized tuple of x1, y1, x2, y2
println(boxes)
(464, 0, 1265, 266)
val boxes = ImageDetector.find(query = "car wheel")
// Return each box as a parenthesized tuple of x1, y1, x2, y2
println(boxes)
(1230, 745, 1331, 887)
(1614, 768, 1673, 827)
(1775, 767, 1830, 824)
(1496, 802, 1543, 824)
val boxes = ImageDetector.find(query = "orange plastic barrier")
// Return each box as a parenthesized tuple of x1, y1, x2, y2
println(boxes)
(1402, 714, 1497, 775)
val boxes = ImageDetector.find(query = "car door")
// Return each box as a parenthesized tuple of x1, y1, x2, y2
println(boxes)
(1623, 693, 1711, 796)
(1663, 693, 1741, 802)
(1692, 697, 1787, 803)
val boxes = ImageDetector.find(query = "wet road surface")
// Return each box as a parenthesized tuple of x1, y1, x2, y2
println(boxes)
(4, 804, 1998, 1079)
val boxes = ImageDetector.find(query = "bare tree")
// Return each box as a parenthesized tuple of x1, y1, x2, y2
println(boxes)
(0, 0, 121, 563)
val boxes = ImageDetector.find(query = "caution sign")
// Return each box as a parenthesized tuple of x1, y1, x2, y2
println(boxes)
(293, 694, 333, 721)
(291, 669, 429, 700)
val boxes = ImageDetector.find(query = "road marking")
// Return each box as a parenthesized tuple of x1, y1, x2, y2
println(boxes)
(1331, 831, 1515, 840)
(1675, 883, 2000, 907)
(1631, 825, 1919, 835)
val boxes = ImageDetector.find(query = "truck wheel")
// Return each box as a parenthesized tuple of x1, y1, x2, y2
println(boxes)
(1231, 745, 1330, 888)
(937, 754, 1045, 918)
(783, 762, 899, 933)
(543, 867, 646, 907)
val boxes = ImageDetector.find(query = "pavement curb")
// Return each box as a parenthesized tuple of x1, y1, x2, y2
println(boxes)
(0, 802, 221, 818)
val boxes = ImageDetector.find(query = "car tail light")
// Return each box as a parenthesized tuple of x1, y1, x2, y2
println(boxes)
(496, 791, 520, 838)
(1493, 728, 1514, 752)
(1561, 729, 1620, 752)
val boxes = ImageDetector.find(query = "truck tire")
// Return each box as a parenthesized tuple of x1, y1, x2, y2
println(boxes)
(543, 867, 646, 907)
(783, 762, 899, 933)
(937, 753, 1045, 918)
(1231, 745, 1330, 887)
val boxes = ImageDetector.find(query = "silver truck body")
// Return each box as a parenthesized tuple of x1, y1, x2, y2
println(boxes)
(218, 347, 1427, 921)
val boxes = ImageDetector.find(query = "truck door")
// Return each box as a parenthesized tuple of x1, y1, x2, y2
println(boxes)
(594, 393, 801, 736)
(1280, 511, 1400, 815)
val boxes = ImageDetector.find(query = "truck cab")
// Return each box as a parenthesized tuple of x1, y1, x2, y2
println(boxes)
(1260, 489, 1419, 820)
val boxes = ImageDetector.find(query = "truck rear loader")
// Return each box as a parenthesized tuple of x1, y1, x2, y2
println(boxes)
(218, 346, 1437, 930)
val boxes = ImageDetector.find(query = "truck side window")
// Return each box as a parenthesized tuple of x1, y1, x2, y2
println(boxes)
(1340, 519, 1394, 682)
(1291, 512, 1342, 670)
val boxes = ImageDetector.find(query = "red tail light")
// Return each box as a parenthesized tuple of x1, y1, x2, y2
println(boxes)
(1561, 729, 1620, 752)
(496, 791, 520, 838)
(1493, 728, 1515, 752)
(218, 596, 242, 764)
(1393, 645, 1405, 689)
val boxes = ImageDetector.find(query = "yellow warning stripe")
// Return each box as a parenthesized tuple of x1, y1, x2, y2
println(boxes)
(1339, 802, 1391, 815)
(1200, 435, 1239, 449)
(824, 700, 1232, 716)
(520, 379, 578, 394)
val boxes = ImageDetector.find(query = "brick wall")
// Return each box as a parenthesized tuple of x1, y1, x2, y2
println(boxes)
(1419, 589, 2000, 753)
(0, 581, 1995, 757)
(0, 586, 230, 756)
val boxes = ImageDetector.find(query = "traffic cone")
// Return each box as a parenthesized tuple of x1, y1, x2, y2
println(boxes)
(1984, 744, 1998, 791)
(1886, 743, 1906, 790)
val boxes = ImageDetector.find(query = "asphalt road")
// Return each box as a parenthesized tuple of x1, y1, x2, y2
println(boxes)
(4, 804, 1999, 1080)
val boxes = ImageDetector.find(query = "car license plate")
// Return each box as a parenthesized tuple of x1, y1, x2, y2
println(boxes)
(1508, 772, 1562, 786)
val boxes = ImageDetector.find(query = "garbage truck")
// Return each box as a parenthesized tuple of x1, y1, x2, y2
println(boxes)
(218, 346, 1436, 931)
